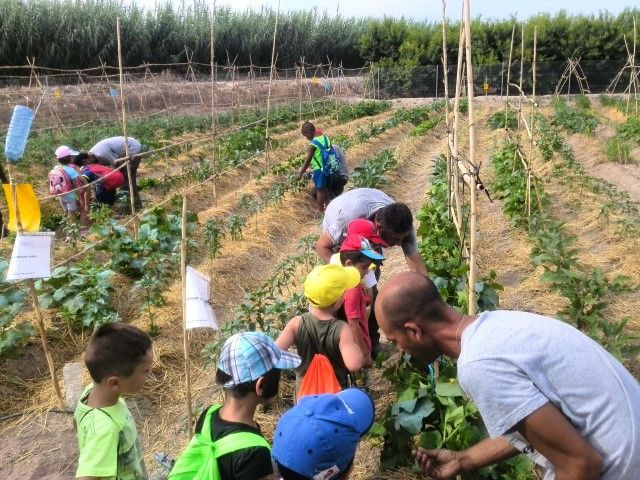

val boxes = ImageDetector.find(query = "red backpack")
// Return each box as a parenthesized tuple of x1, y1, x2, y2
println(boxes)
(48, 165, 83, 196)
(88, 164, 125, 191)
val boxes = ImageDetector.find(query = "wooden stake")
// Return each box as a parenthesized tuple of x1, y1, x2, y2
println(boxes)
(6, 163, 64, 408)
(516, 23, 525, 133)
(450, 20, 465, 236)
(441, 0, 452, 220)
(264, 0, 281, 169)
(528, 26, 537, 218)
(210, 0, 217, 203)
(116, 17, 138, 239)
(463, 0, 477, 316)
(180, 196, 193, 437)
(505, 25, 515, 129)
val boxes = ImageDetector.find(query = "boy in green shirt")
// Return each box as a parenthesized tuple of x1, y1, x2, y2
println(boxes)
(74, 322, 153, 480)
(297, 121, 332, 212)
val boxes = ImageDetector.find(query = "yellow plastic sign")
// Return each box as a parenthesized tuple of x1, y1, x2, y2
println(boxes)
(311, 76, 319, 85)
(483, 82, 489, 93)
(2, 183, 41, 232)
(53, 89, 61, 98)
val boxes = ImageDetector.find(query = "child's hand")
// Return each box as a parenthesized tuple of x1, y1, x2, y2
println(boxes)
(297, 166, 309, 180)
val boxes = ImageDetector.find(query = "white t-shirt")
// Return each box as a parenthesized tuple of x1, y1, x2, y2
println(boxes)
(321, 188, 418, 256)
(89, 137, 142, 166)
(458, 310, 640, 480)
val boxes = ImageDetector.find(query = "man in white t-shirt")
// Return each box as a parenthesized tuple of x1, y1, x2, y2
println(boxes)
(317, 188, 428, 356)
(375, 272, 640, 480)
(87, 136, 144, 210)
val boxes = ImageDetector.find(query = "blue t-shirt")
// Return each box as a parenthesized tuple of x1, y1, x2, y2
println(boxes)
(60, 165, 80, 201)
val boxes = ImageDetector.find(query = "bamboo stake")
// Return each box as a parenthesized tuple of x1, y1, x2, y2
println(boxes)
(441, 0, 452, 221)
(116, 17, 138, 239)
(210, 0, 217, 203)
(463, 0, 477, 316)
(180, 196, 193, 437)
(527, 26, 537, 218)
(450, 20, 465, 236)
(516, 23, 525, 133)
(264, 0, 281, 169)
(505, 25, 515, 129)
(6, 163, 64, 408)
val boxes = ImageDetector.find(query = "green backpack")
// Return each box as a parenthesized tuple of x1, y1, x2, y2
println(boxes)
(168, 404, 270, 480)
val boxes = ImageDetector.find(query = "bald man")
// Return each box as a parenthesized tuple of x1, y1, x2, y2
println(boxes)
(375, 272, 640, 480)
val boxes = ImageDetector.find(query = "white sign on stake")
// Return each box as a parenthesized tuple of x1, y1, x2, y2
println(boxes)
(185, 266, 218, 330)
(6, 232, 55, 281)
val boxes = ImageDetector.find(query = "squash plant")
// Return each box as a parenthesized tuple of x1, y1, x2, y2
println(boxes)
(36, 260, 119, 330)
(0, 261, 34, 358)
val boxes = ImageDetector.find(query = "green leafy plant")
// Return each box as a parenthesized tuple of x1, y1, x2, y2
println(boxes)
(0, 261, 34, 358)
(204, 218, 226, 258)
(553, 99, 599, 135)
(604, 137, 633, 164)
(488, 110, 518, 130)
(36, 260, 119, 330)
(351, 149, 396, 188)
(227, 214, 246, 240)
(617, 116, 640, 144)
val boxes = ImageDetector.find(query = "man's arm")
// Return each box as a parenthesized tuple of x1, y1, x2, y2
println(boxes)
(315, 232, 336, 263)
(404, 252, 428, 276)
(517, 402, 603, 480)
(413, 437, 518, 479)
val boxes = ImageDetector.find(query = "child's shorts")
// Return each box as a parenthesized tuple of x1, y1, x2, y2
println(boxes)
(59, 194, 78, 213)
(312, 169, 327, 189)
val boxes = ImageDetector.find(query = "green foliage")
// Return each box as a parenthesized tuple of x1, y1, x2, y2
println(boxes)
(599, 95, 632, 113)
(0, 261, 34, 358)
(575, 94, 591, 110)
(36, 260, 119, 330)
(40, 213, 65, 231)
(204, 218, 225, 258)
(617, 116, 640, 144)
(336, 101, 391, 122)
(226, 214, 246, 240)
(604, 137, 633, 164)
(553, 99, 599, 135)
(351, 149, 396, 188)
(392, 106, 431, 126)
(488, 110, 518, 130)
(490, 141, 547, 228)
(410, 117, 440, 136)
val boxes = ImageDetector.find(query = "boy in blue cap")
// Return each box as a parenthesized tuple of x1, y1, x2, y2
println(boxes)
(169, 332, 301, 480)
(272, 388, 375, 480)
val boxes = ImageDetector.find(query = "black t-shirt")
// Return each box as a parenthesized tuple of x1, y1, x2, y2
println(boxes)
(194, 406, 273, 480)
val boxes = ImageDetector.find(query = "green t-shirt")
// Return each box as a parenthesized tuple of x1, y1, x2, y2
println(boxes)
(74, 385, 148, 479)
(310, 135, 331, 171)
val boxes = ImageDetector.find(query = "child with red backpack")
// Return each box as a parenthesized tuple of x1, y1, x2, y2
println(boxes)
(77, 152, 125, 207)
(50, 146, 89, 234)
(276, 264, 367, 401)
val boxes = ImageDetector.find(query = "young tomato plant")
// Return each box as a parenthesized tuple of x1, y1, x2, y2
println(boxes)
(204, 218, 226, 258)
(0, 261, 34, 358)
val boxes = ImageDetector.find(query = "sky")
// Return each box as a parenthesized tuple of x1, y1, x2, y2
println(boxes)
(136, 0, 635, 21)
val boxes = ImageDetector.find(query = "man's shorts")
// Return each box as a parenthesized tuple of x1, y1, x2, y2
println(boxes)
(58, 193, 78, 213)
(312, 169, 327, 189)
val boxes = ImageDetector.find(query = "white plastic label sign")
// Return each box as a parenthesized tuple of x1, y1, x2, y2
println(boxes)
(6, 232, 55, 281)
(185, 266, 218, 330)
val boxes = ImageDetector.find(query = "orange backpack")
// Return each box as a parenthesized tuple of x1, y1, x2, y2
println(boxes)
(297, 353, 341, 400)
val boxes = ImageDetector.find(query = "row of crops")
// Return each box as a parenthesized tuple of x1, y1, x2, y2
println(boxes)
(365, 97, 640, 478)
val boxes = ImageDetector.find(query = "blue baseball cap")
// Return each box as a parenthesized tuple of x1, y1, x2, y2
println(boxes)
(217, 332, 301, 388)
(272, 388, 375, 479)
